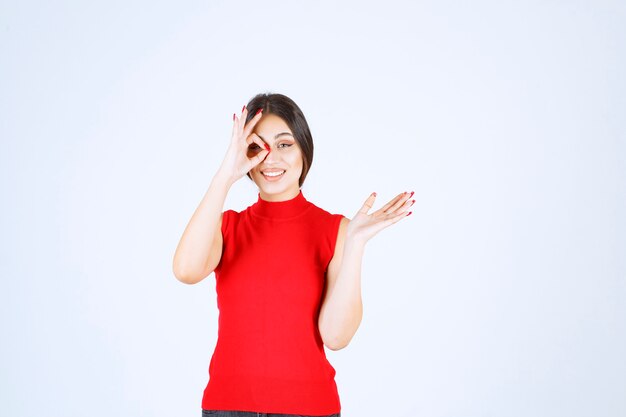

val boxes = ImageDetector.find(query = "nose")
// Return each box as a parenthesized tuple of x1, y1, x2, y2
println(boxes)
(264, 144, 279, 162)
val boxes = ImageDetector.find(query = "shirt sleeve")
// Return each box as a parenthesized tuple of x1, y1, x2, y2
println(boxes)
(323, 213, 346, 272)
(328, 214, 345, 257)
(214, 209, 237, 275)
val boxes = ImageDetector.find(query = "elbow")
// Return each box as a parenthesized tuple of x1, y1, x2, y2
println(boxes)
(174, 273, 202, 285)
(172, 262, 208, 285)
(324, 338, 349, 351)
(320, 318, 362, 351)
(321, 333, 350, 351)
(325, 341, 348, 351)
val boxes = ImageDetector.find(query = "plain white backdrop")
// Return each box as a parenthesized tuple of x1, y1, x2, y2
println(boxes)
(1, 1, 625, 416)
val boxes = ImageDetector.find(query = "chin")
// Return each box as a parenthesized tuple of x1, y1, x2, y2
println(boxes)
(253, 175, 299, 193)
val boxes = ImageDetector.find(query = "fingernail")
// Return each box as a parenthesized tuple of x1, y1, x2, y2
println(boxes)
(242, 105, 246, 112)
(372, 192, 377, 197)
(264, 143, 270, 151)
(409, 191, 414, 198)
(233, 113, 236, 121)
(406, 211, 412, 216)
(256, 108, 263, 116)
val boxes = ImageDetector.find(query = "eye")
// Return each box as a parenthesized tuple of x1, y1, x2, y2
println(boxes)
(278, 143, 293, 149)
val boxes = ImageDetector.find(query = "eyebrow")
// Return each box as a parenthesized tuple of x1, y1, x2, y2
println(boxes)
(256, 132, 294, 141)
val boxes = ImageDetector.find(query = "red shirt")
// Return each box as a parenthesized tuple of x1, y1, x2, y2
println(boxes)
(201, 190, 345, 415)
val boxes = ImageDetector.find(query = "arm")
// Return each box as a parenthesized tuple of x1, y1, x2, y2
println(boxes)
(318, 217, 364, 351)
(172, 105, 269, 284)
(318, 191, 415, 350)
(172, 172, 233, 284)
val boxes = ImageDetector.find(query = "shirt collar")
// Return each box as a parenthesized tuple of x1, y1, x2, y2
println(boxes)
(250, 189, 312, 219)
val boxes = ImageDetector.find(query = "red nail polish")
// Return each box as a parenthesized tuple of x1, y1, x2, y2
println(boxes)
(372, 192, 377, 197)
(264, 143, 270, 151)
(406, 211, 412, 216)
(256, 108, 263, 116)
(233, 113, 236, 121)
(242, 105, 246, 112)
(409, 191, 414, 198)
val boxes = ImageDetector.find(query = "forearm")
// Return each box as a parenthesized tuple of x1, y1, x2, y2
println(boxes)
(319, 239, 365, 349)
(172, 170, 232, 283)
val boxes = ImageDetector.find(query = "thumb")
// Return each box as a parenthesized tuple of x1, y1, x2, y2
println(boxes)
(358, 192, 376, 215)
(247, 149, 269, 171)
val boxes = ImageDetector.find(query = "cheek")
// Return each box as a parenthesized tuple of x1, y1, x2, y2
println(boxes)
(289, 158, 303, 174)
(288, 150, 304, 167)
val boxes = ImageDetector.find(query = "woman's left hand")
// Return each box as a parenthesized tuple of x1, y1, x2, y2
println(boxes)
(346, 191, 415, 244)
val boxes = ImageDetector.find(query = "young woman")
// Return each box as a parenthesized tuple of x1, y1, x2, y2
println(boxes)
(173, 93, 414, 417)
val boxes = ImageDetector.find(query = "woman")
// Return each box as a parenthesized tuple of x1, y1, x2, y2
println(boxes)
(173, 93, 414, 417)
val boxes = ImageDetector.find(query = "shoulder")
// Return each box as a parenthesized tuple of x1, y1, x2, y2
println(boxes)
(221, 208, 241, 223)
(306, 203, 347, 228)
(306, 201, 344, 220)
(305, 201, 349, 240)
(220, 208, 243, 236)
(335, 215, 350, 243)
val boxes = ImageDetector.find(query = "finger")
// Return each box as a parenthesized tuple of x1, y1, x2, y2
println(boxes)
(374, 192, 406, 216)
(377, 206, 412, 231)
(247, 148, 269, 170)
(231, 115, 237, 140)
(246, 133, 266, 150)
(239, 105, 248, 132)
(383, 193, 414, 215)
(231, 111, 242, 141)
(242, 108, 264, 139)
(385, 208, 412, 225)
(362, 208, 409, 239)
(357, 192, 377, 215)
(233, 105, 250, 141)
(245, 133, 269, 167)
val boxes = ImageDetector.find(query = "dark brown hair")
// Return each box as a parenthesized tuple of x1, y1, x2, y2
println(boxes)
(244, 93, 314, 188)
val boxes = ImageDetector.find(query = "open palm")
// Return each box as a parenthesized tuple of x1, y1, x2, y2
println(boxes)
(346, 191, 415, 244)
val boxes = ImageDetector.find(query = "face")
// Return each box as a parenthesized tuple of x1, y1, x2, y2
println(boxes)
(247, 113, 303, 202)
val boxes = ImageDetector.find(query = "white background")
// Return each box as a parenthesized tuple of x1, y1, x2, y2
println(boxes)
(1, 1, 625, 416)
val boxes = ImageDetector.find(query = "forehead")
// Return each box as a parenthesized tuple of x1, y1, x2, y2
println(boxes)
(253, 114, 293, 139)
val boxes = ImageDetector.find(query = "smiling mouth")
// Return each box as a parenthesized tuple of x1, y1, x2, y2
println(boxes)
(261, 170, 286, 178)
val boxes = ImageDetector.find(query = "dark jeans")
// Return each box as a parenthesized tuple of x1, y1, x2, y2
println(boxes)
(201, 410, 340, 417)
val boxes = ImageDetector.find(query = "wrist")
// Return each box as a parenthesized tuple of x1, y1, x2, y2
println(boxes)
(345, 233, 367, 250)
(212, 169, 235, 189)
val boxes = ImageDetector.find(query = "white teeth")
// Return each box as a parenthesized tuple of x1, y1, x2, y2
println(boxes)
(263, 170, 285, 177)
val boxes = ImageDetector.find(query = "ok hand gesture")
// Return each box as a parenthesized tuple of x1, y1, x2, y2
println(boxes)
(217, 106, 269, 186)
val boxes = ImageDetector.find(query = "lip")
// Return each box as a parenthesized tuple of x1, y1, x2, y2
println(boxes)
(260, 169, 286, 181)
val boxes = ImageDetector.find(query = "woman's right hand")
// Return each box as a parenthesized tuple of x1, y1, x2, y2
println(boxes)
(216, 106, 269, 186)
